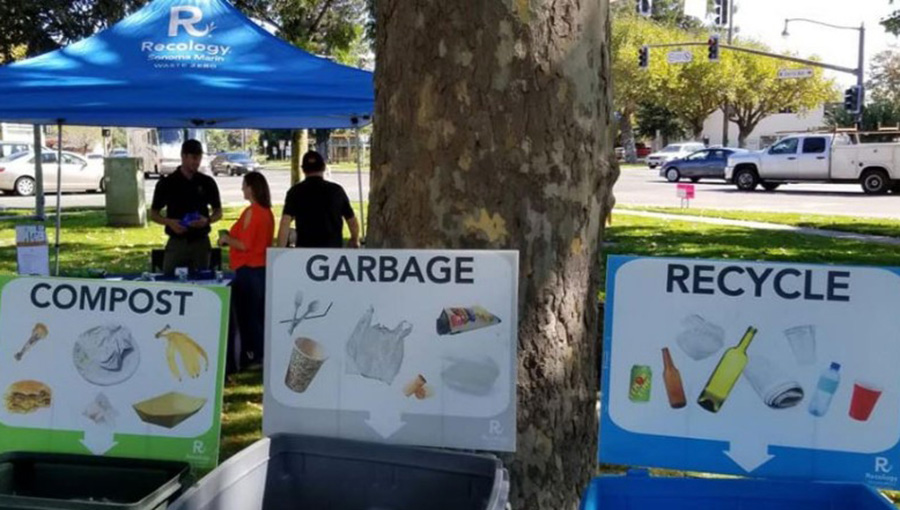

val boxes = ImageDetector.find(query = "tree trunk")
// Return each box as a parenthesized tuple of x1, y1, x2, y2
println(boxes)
(621, 109, 638, 163)
(291, 130, 302, 186)
(690, 120, 704, 140)
(370, 1, 616, 509)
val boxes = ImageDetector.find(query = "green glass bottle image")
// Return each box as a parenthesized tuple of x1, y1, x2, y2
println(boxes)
(697, 326, 758, 413)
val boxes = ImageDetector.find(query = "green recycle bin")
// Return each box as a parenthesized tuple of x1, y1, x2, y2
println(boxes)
(105, 157, 146, 227)
(0, 452, 190, 510)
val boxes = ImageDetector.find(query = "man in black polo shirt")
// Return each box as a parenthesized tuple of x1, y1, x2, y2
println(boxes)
(277, 151, 359, 248)
(150, 139, 222, 274)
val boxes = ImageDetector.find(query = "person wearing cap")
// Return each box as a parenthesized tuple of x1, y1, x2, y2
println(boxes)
(150, 139, 223, 275)
(277, 150, 359, 248)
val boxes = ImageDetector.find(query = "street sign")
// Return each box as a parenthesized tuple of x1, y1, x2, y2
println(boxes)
(264, 249, 519, 452)
(676, 183, 695, 200)
(778, 68, 814, 79)
(601, 256, 900, 488)
(667, 50, 694, 64)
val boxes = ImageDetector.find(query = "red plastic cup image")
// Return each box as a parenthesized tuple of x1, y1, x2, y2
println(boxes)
(849, 380, 883, 422)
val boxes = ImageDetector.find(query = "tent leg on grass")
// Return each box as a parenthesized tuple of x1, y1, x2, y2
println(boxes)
(54, 120, 62, 276)
(33, 124, 45, 220)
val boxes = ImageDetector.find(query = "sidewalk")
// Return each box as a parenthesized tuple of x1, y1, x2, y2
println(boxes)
(615, 209, 900, 247)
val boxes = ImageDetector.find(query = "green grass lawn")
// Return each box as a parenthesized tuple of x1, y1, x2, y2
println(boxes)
(8, 207, 900, 488)
(264, 160, 368, 174)
(618, 206, 900, 238)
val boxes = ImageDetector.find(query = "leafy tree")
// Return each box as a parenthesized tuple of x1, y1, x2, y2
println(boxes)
(611, 0, 703, 29)
(867, 49, 900, 105)
(725, 41, 837, 147)
(0, 0, 149, 62)
(883, 0, 900, 34)
(635, 102, 689, 145)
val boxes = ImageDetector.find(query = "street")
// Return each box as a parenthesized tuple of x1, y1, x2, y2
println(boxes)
(0, 170, 371, 212)
(4, 167, 900, 220)
(614, 168, 900, 219)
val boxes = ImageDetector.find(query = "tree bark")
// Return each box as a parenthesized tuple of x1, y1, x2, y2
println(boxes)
(620, 109, 638, 163)
(370, 1, 617, 509)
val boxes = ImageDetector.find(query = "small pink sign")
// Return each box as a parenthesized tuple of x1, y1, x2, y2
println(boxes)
(676, 183, 695, 199)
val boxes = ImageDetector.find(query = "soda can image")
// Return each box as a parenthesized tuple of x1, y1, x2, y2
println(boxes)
(629, 365, 652, 402)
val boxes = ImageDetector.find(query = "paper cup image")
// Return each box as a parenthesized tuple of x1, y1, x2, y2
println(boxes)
(742, 355, 804, 409)
(675, 315, 725, 361)
(849, 380, 883, 421)
(285, 338, 328, 393)
(784, 325, 817, 366)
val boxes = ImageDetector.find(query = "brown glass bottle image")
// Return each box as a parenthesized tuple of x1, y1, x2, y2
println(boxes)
(662, 348, 687, 409)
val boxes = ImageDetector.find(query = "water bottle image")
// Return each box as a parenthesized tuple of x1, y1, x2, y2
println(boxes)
(809, 362, 841, 417)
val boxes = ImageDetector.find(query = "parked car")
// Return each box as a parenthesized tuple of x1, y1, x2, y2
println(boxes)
(614, 144, 653, 161)
(725, 132, 900, 194)
(0, 150, 104, 196)
(660, 148, 748, 182)
(646, 142, 706, 169)
(211, 152, 261, 176)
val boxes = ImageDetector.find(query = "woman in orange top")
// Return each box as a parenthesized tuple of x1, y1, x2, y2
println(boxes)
(219, 171, 274, 370)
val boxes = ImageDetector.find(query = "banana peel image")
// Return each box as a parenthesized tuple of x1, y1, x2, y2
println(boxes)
(156, 325, 208, 381)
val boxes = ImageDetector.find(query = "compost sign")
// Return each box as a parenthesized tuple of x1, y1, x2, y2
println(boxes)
(601, 256, 900, 488)
(263, 249, 518, 452)
(0, 276, 229, 471)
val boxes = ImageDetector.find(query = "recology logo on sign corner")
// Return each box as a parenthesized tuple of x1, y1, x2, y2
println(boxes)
(141, 5, 233, 68)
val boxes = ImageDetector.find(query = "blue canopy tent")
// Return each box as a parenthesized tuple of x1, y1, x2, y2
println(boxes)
(0, 0, 374, 272)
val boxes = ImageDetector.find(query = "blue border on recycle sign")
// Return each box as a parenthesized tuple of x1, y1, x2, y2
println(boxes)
(598, 255, 900, 488)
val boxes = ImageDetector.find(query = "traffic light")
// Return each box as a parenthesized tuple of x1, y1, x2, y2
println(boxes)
(714, 0, 729, 26)
(638, 46, 649, 69)
(844, 85, 862, 113)
(708, 35, 720, 62)
(636, 0, 652, 17)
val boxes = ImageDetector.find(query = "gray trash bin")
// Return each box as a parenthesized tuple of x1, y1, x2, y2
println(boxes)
(105, 157, 146, 227)
(170, 434, 509, 510)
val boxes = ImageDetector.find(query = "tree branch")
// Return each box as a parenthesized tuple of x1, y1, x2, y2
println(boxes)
(309, 0, 336, 37)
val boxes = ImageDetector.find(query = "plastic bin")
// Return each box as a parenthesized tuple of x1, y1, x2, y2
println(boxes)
(0, 452, 190, 510)
(170, 434, 509, 510)
(580, 470, 895, 510)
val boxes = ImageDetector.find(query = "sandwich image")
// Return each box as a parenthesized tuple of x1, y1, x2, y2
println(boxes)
(436, 306, 501, 335)
(133, 391, 207, 429)
(5, 380, 52, 414)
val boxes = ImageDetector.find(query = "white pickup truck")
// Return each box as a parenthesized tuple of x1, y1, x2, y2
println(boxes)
(724, 133, 900, 194)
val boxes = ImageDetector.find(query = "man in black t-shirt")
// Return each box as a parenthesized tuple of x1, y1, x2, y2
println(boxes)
(150, 139, 222, 274)
(277, 151, 359, 248)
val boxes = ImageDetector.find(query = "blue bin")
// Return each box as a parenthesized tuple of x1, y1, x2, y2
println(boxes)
(580, 470, 895, 510)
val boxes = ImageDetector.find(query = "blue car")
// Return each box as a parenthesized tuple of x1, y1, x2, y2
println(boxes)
(660, 148, 747, 182)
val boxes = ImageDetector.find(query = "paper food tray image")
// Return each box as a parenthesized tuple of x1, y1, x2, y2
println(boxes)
(133, 391, 207, 429)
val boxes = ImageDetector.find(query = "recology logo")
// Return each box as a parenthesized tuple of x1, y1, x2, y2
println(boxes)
(141, 6, 232, 65)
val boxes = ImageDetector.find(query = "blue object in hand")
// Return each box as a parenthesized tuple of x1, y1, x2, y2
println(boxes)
(180, 212, 202, 228)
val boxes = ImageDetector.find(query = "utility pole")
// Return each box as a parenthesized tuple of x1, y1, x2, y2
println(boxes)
(721, 0, 734, 147)
(856, 23, 866, 130)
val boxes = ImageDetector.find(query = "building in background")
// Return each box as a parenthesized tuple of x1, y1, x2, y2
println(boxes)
(701, 105, 826, 150)
(0, 123, 34, 143)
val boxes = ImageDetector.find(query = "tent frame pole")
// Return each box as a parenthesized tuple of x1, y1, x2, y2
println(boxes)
(54, 120, 63, 276)
(33, 125, 45, 220)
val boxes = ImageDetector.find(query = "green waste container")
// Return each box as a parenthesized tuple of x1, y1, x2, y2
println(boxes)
(0, 452, 190, 510)
(105, 157, 146, 227)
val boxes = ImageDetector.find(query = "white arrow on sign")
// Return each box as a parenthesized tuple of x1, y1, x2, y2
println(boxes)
(724, 439, 775, 473)
(365, 408, 406, 439)
(778, 68, 814, 79)
(667, 50, 694, 64)
(80, 428, 117, 456)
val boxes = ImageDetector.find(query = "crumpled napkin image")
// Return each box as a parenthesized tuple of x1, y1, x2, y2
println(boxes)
(441, 356, 500, 396)
(345, 307, 413, 385)
(676, 315, 725, 361)
(83, 392, 118, 426)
